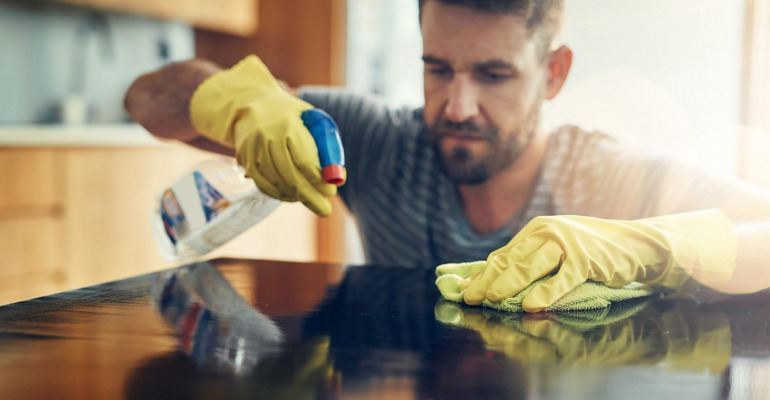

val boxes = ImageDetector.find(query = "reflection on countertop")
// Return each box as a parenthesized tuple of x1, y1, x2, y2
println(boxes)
(143, 263, 740, 399)
(151, 263, 284, 377)
(3, 258, 770, 399)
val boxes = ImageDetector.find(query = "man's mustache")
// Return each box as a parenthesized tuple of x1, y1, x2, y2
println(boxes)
(431, 118, 498, 141)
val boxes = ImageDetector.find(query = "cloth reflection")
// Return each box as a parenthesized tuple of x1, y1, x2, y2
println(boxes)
(150, 262, 284, 376)
(435, 298, 731, 374)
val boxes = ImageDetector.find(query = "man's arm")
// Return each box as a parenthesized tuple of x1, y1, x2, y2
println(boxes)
(673, 177, 770, 295)
(730, 221, 770, 293)
(587, 143, 770, 295)
(457, 176, 770, 311)
(124, 59, 233, 156)
(716, 186, 770, 294)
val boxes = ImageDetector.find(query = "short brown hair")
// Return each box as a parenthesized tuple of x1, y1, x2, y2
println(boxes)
(418, 0, 565, 57)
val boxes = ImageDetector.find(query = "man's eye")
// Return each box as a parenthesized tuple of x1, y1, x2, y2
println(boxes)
(477, 71, 512, 83)
(428, 68, 452, 78)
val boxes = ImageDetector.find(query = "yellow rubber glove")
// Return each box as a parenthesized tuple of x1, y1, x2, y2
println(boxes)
(463, 209, 737, 312)
(190, 55, 337, 216)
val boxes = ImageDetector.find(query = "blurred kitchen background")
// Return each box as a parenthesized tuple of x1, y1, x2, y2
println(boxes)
(0, 2, 194, 124)
(1, 0, 769, 305)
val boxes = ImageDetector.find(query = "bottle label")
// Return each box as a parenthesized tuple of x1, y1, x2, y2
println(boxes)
(160, 189, 186, 244)
(161, 170, 231, 244)
(193, 171, 231, 222)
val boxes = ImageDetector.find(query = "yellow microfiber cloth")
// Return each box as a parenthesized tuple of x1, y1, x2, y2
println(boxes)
(435, 261, 657, 312)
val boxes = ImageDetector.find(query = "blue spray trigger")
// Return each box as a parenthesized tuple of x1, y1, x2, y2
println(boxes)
(301, 109, 346, 185)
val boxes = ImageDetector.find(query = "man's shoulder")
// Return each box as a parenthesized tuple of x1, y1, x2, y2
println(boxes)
(548, 125, 620, 154)
(545, 125, 629, 173)
(542, 124, 670, 186)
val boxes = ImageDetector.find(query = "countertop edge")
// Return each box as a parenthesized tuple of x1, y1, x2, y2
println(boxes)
(0, 124, 170, 148)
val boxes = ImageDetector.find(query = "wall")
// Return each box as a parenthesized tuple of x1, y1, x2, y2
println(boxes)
(347, 0, 422, 108)
(547, 0, 745, 174)
(0, 0, 193, 124)
(742, 0, 770, 189)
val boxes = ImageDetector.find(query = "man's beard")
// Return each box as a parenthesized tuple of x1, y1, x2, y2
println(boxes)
(426, 109, 539, 185)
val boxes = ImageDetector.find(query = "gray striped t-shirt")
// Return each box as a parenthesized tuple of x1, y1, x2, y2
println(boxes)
(300, 88, 745, 268)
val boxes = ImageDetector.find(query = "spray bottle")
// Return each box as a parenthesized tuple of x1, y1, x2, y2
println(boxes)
(151, 109, 345, 261)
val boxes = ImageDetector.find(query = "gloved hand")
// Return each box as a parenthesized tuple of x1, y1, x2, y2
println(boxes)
(462, 209, 736, 312)
(190, 55, 337, 216)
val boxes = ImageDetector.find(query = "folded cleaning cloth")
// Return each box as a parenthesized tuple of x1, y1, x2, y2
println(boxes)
(435, 261, 657, 312)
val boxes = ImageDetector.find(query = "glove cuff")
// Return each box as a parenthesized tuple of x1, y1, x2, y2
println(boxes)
(645, 209, 737, 289)
(189, 55, 311, 148)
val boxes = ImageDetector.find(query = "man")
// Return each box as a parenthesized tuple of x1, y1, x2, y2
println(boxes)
(124, 0, 770, 312)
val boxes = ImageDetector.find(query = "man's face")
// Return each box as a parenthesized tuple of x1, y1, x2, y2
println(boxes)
(421, 1, 549, 184)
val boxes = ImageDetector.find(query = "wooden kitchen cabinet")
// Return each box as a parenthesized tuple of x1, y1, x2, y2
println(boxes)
(0, 149, 63, 212)
(47, 0, 258, 36)
(0, 149, 67, 304)
(0, 212, 67, 304)
(0, 143, 317, 306)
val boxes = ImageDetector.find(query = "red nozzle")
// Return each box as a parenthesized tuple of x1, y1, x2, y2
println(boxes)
(322, 165, 346, 186)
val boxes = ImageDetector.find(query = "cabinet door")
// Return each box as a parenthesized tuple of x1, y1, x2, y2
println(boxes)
(0, 149, 62, 213)
(0, 149, 67, 305)
(49, 0, 258, 36)
(0, 218, 67, 305)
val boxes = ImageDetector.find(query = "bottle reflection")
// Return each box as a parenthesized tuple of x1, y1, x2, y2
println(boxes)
(150, 262, 284, 376)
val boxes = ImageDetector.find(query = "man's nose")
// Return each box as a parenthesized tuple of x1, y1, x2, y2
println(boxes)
(445, 75, 479, 122)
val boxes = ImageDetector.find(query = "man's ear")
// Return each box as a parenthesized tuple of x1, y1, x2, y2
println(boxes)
(545, 45, 572, 100)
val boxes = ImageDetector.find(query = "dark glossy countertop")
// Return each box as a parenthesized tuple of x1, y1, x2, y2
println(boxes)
(1, 258, 770, 399)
